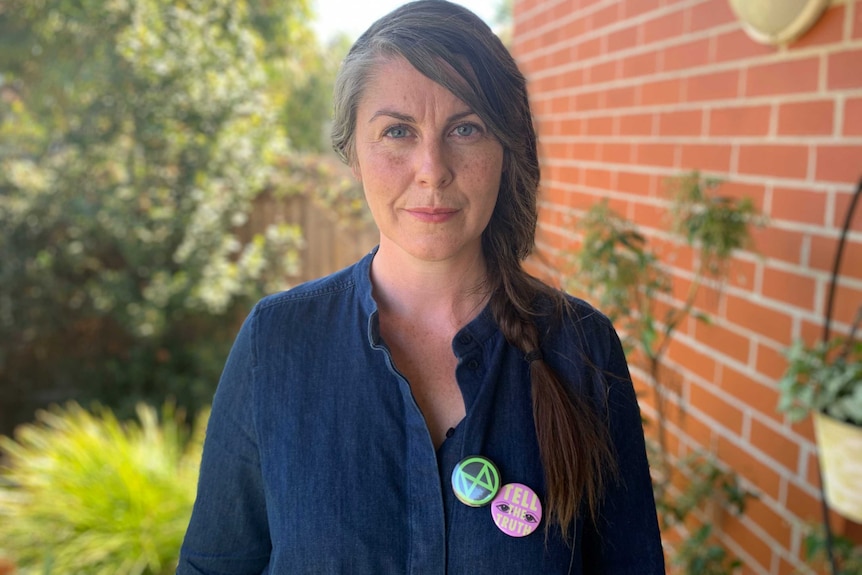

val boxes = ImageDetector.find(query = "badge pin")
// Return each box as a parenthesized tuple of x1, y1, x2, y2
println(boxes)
(451, 455, 500, 507)
(491, 483, 543, 537)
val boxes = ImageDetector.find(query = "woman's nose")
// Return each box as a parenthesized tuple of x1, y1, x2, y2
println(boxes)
(414, 138, 453, 189)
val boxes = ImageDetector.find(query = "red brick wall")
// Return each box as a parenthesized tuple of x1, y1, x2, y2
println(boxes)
(512, 0, 862, 573)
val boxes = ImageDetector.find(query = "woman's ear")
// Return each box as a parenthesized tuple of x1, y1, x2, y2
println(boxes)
(350, 161, 362, 181)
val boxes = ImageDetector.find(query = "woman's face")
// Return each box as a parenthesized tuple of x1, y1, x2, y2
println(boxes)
(351, 57, 504, 264)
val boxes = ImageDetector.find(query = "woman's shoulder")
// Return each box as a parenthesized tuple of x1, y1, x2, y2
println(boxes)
(533, 288, 619, 363)
(248, 253, 375, 325)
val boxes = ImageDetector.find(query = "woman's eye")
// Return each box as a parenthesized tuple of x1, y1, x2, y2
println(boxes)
(384, 125, 410, 139)
(495, 503, 511, 513)
(453, 124, 480, 137)
(524, 513, 538, 524)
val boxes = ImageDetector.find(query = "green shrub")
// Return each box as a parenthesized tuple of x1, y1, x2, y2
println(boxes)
(0, 402, 207, 575)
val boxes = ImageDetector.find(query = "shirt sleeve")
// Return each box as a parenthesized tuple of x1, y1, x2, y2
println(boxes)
(581, 323, 666, 574)
(176, 308, 272, 575)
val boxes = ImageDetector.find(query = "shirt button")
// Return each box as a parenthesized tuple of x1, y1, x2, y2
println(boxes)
(467, 359, 480, 370)
(458, 334, 472, 345)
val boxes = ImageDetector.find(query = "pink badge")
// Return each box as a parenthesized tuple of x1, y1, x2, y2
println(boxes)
(490, 482, 542, 537)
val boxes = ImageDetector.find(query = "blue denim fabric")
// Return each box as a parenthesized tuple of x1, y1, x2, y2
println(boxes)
(177, 250, 665, 574)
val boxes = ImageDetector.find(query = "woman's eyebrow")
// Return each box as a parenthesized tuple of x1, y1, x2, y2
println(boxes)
(368, 109, 477, 124)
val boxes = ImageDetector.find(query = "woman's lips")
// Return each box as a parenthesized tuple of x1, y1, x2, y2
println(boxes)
(406, 207, 459, 223)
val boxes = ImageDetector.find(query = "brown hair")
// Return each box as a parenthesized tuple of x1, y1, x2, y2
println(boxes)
(331, 0, 615, 532)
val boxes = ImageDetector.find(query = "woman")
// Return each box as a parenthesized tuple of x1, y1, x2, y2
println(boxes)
(177, 1, 664, 573)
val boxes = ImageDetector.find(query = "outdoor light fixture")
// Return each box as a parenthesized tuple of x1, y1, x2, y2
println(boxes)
(728, 0, 830, 45)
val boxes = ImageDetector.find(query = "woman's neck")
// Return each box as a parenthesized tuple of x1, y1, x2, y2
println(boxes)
(370, 243, 490, 330)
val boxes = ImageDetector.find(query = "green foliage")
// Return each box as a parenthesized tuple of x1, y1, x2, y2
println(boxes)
(571, 170, 760, 370)
(572, 200, 668, 352)
(804, 525, 862, 575)
(659, 451, 755, 575)
(569, 171, 761, 574)
(0, 0, 310, 421)
(669, 173, 759, 275)
(279, 34, 352, 152)
(778, 336, 862, 426)
(0, 402, 207, 574)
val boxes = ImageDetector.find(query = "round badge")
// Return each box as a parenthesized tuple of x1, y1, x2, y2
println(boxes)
(491, 483, 543, 537)
(451, 455, 500, 507)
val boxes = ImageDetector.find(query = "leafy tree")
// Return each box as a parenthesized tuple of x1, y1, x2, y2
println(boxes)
(0, 0, 308, 430)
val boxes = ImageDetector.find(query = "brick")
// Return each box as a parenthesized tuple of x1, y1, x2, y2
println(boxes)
(721, 364, 782, 423)
(749, 417, 801, 473)
(607, 27, 638, 53)
(688, 0, 736, 32)
(630, 201, 667, 228)
(777, 100, 835, 136)
(816, 145, 862, 184)
(662, 38, 711, 72)
(785, 481, 822, 522)
(640, 78, 683, 106)
(570, 142, 600, 161)
(709, 105, 770, 137)
(762, 266, 818, 311)
(589, 3, 620, 31)
(833, 189, 862, 235)
(548, 45, 573, 68)
(738, 145, 809, 179)
(723, 514, 773, 572)
(856, 0, 862, 39)
(587, 60, 617, 84)
(604, 86, 636, 109)
(751, 226, 804, 265)
(584, 168, 613, 190)
(717, 435, 782, 500)
(809, 236, 862, 279)
(619, 113, 654, 136)
(576, 37, 603, 60)
(549, 94, 571, 114)
(621, 0, 662, 19)
(771, 187, 826, 226)
(685, 69, 740, 103)
(715, 29, 775, 62)
(658, 109, 703, 136)
(728, 257, 757, 291)
(616, 171, 655, 196)
(692, 320, 751, 364)
(643, 9, 686, 45)
(718, 180, 767, 212)
(831, 284, 862, 327)
(622, 50, 660, 79)
(559, 67, 585, 89)
(845, 97, 862, 136)
(746, 498, 793, 550)
(745, 58, 820, 97)
(635, 142, 678, 167)
(790, 5, 845, 49)
(680, 143, 732, 172)
(689, 381, 744, 434)
(667, 337, 718, 383)
(756, 341, 788, 381)
(585, 115, 615, 136)
(574, 90, 601, 111)
(598, 142, 633, 164)
(726, 292, 795, 345)
(827, 49, 862, 90)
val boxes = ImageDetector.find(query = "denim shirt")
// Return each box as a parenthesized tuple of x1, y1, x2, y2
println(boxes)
(177, 250, 665, 574)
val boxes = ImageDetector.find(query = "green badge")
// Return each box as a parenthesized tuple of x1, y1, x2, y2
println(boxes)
(451, 455, 501, 507)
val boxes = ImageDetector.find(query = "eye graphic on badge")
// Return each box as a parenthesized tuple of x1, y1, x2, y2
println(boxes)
(494, 502, 539, 524)
(490, 483, 543, 537)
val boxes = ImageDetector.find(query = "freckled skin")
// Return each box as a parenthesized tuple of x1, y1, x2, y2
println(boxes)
(351, 57, 504, 266)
